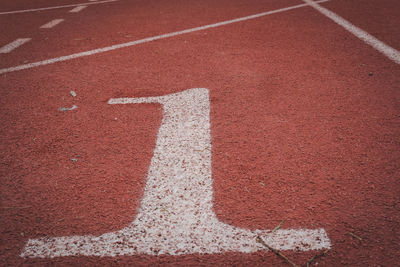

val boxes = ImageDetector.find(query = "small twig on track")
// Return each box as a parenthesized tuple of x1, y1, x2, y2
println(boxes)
(347, 232, 362, 241)
(272, 219, 286, 233)
(306, 249, 329, 267)
(256, 236, 298, 267)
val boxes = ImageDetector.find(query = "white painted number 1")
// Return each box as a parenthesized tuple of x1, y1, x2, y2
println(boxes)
(21, 88, 330, 258)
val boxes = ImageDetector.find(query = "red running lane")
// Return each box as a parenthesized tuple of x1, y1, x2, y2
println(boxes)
(0, 9, 74, 48)
(321, 0, 400, 51)
(0, 0, 298, 68)
(0, 0, 95, 12)
(1, 0, 400, 266)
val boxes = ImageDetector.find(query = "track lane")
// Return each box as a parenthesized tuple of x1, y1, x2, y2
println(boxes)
(321, 0, 400, 51)
(1, 0, 400, 266)
(0, 0, 300, 69)
(0, 0, 104, 13)
(0, 9, 72, 50)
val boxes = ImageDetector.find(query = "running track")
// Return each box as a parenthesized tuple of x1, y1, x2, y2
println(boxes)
(1, 0, 399, 266)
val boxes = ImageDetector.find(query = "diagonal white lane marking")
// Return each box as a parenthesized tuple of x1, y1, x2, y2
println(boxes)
(0, 0, 329, 75)
(303, 0, 400, 65)
(69, 5, 87, 13)
(40, 19, 64, 29)
(0, 38, 31, 53)
(0, 0, 118, 15)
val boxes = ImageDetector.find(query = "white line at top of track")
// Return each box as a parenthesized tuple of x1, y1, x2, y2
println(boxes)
(0, 0, 329, 75)
(302, 0, 400, 65)
(0, 0, 118, 15)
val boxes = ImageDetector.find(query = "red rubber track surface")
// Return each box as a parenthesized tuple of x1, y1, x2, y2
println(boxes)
(323, 0, 400, 50)
(1, 0, 399, 266)
(0, 0, 296, 68)
(0, 0, 92, 12)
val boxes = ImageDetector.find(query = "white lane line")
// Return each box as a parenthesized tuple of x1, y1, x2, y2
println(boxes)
(40, 19, 64, 29)
(0, 0, 118, 15)
(0, 0, 329, 75)
(69, 5, 87, 13)
(303, 0, 400, 65)
(0, 38, 31, 53)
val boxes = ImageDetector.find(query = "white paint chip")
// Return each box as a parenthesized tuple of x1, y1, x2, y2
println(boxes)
(0, 38, 31, 53)
(58, 105, 77, 111)
(69, 5, 87, 13)
(40, 19, 64, 29)
(303, 0, 400, 65)
(21, 88, 330, 258)
(70, 91, 77, 97)
(0, 0, 329, 75)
